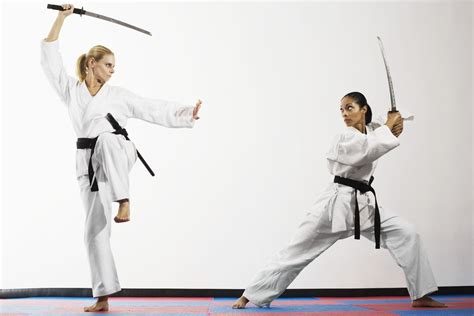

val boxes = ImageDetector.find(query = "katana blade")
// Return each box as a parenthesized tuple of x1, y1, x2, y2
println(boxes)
(377, 36, 396, 112)
(47, 4, 152, 36)
(84, 11, 151, 36)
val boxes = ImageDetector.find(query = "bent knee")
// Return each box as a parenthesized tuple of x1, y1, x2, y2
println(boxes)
(400, 222, 420, 243)
(95, 133, 123, 154)
(97, 132, 119, 146)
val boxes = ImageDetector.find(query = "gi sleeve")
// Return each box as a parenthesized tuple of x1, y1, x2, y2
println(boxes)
(122, 88, 195, 128)
(326, 125, 400, 166)
(40, 39, 76, 105)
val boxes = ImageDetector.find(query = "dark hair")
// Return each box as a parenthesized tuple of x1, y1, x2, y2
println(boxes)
(342, 91, 372, 124)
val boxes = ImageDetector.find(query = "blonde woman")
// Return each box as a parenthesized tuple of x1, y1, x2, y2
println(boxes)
(41, 4, 202, 312)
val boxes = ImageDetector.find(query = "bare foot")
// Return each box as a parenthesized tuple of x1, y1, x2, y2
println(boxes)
(84, 298, 109, 312)
(232, 296, 249, 309)
(114, 199, 130, 223)
(412, 296, 447, 308)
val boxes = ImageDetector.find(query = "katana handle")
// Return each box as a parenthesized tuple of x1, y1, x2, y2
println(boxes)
(47, 4, 86, 16)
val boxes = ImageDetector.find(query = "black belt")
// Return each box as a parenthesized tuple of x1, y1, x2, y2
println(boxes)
(333, 175, 381, 249)
(76, 113, 155, 192)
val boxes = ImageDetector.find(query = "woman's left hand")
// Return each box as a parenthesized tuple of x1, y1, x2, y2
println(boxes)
(193, 99, 202, 120)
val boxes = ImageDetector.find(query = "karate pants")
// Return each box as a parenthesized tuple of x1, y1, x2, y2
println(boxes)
(78, 133, 137, 297)
(243, 208, 438, 307)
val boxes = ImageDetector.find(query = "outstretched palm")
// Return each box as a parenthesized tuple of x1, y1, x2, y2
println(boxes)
(193, 100, 202, 120)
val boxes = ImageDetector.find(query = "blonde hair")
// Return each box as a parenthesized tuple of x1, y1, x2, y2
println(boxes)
(76, 45, 114, 82)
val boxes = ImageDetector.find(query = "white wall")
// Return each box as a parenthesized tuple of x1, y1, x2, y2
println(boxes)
(1, 1, 472, 290)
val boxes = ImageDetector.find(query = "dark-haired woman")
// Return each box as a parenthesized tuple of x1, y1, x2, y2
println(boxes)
(233, 92, 445, 309)
(41, 4, 202, 312)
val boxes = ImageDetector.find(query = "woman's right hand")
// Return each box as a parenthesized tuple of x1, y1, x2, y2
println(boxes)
(385, 111, 402, 130)
(45, 3, 73, 41)
(58, 4, 74, 18)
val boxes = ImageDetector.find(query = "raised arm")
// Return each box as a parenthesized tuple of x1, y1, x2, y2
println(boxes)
(41, 4, 76, 104)
(45, 4, 74, 42)
(327, 113, 402, 167)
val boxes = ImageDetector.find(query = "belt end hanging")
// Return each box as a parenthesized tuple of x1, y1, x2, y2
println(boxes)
(375, 240, 381, 249)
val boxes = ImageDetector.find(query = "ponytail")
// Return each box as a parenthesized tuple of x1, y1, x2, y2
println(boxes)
(75, 45, 114, 82)
(76, 53, 87, 82)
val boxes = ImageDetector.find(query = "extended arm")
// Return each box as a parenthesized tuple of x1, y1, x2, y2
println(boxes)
(123, 88, 201, 128)
(45, 4, 74, 42)
(41, 4, 76, 104)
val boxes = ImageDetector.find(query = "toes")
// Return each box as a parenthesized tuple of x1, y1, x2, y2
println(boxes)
(412, 300, 448, 308)
(114, 216, 130, 223)
(232, 301, 246, 309)
(84, 305, 108, 312)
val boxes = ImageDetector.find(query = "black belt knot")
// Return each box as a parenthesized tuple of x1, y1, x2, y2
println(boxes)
(333, 175, 381, 249)
(76, 131, 122, 191)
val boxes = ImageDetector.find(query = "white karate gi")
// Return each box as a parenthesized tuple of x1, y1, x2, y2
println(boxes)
(243, 120, 438, 307)
(41, 40, 195, 297)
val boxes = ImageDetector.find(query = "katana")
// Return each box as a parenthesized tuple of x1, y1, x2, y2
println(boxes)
(377, 36, 397, 113)
(47, 4, 152, 36)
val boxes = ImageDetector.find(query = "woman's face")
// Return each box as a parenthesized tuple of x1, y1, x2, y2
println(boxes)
(89, 54, 115, 84)
(340, 96, 366, 127)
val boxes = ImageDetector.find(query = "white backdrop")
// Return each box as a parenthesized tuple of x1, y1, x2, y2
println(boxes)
(1, 1, 472, 290)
